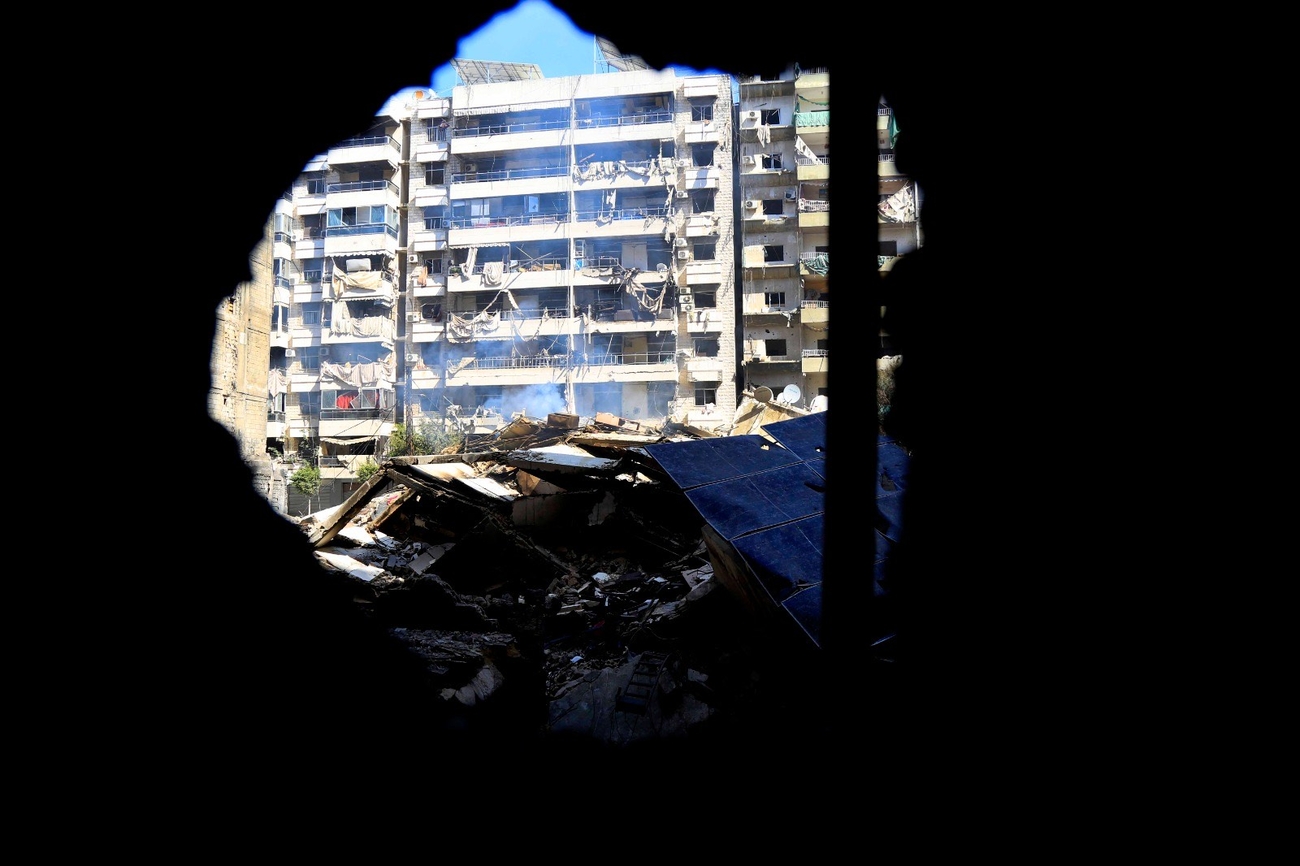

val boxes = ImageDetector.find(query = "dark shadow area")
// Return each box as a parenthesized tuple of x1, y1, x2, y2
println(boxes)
(95, 2, 1048, 799)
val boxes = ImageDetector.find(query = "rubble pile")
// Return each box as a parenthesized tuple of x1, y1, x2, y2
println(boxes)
(297, 401, 833, 748)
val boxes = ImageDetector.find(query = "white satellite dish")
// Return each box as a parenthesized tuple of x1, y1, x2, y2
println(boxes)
(810, 395, 828, 412)
(657, 263, 668, 277)
(753, 385, 773, 403)
(778, 384, 801, 405)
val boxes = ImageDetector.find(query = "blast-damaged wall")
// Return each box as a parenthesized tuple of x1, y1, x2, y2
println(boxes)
(210, 212, 282, 507)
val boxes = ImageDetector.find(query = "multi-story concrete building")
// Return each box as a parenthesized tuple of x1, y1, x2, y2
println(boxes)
(737, 66, 829, 409)
(267, 64, 741, 510)
(878, 95, 921, 276)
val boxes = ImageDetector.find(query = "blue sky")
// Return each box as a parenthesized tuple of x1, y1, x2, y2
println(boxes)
(380, 0, 733, 114)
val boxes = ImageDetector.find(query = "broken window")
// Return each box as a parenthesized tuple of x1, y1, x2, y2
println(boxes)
(693, 289, 717, 308)
(691, 142, 715, 167)
(691, 190, 714, 213)
(690, 99, 714, 122)
(762, 199, 783, 215)
(761, 108, 780, 125)
(764, 291, 786, 308)
(763, 244, 784, 262)
(761, 153, 783, 170)
(694, 337, 719, 357)
(694, 386, 717, 407)
(694, 242, 716, 260)
(764, 339, 787, 357)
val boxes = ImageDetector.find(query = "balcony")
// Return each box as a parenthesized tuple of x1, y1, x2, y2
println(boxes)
(446, 256, 571, 292)
(685, 258, 725, 283)
(321, 312, 396, 346)
(408, 364, 445, 390)
(799, 253, 829, 280)
(407, 314, 446, 343)
(802, 349, 828, 374)
(449, 163, 571, 196)
(685, 356, 724, 382)
(327, 134, 401, 170)
(444, 353, 572, 388)
(571, 110, 675, 146)
(446, 210, 572, 246)
(572, 157, 674, 189)
(683, 307, 726, 333)
(796, 155, 830, 182)
(408, 269, 448, 298)
(800, 300, 829, 325)
(322, 222, 399, 259)
(573, 206, 669, 239)
(793, 110, 829, 135)
(570, 351, 677, 384)
(453, 116, 573, 153)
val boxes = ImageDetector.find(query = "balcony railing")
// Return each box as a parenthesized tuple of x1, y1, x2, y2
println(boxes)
(577, 110, 673, 129)
(800, 299, 829, 310)
(319, 407, 392, 420)
(450, 164, 570, 184)
(327, 179, 399, 195)
(448, 350, 676, 372)
(453, 255, 570, 274)
(794, 111, 829, 127)
(455, 117, 572, 137)
(583, 351, 676, 366)
(574, 206, 669, 223)
(802, 349, 829, 358)
(337, 134, 400, 152)
(323, 224, 399, 240)
(447, 213, 568, 229)
(795, 155, 830, 166)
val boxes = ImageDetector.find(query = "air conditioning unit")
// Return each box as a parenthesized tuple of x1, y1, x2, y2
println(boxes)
(463, 162, 477, 172)
(674, 237, 687, 248)
(319, 347, 331, 358)
(745, 110, 759, 120)
(675, 190, 688, 199)
(405, 354, 420, 363)
(407, 312, 421, 323)
(741, 155, 755, 165)
(681, 301, 694, 311)
(784, 190, 797, 201)
(408, 253, 420, 264)
(676, 250, 690, 260)
(284, 349, 296, 357)
(744, 199, 759, 209)
(288, 275, 299, 285)
(679, 286, 692, 296)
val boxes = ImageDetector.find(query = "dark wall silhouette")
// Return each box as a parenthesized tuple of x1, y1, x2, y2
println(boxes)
(114, 4, 1016, 786)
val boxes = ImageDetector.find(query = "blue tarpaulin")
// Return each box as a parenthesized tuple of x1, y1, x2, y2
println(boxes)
(644, 415, 907, 651)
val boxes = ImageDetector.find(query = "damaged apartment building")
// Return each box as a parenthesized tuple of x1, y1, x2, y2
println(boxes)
(259, 61, 836, 513)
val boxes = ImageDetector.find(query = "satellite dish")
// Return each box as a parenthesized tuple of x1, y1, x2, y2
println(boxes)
(810, 395, 828, 412)
(778, 384, 801, 405)
(754, 385, 773, 403)
(657, 263, 668, 276)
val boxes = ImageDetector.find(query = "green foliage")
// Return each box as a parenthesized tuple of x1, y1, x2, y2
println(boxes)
(355, 460, 381, 483)
(289, 464, 321, 498)
(389, 422, 463, 457)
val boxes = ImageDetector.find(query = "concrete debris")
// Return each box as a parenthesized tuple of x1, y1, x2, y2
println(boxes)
(295, 407, 833, 749)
